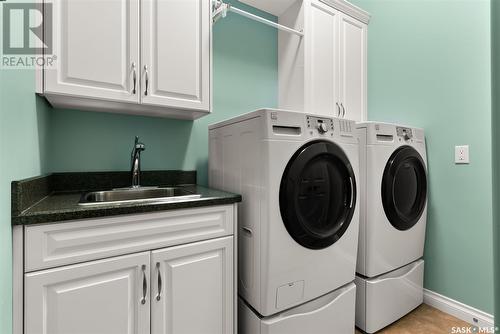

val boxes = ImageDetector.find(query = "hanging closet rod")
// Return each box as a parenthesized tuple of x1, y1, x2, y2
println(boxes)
(213, 1, 304, 37)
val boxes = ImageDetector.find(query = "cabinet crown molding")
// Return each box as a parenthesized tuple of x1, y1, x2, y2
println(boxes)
(319, 0, 370, 24)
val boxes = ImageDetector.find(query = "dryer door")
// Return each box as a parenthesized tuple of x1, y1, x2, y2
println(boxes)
(279, 140, 357, 250)
(382, 146, 427, 231)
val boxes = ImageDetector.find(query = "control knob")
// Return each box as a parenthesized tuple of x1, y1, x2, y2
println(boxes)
(317, 123, 328, 134)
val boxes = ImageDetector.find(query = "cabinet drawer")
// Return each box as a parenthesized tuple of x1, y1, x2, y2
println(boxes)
(25, 205, 234, 272)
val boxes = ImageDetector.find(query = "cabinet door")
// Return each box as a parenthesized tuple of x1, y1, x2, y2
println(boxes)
(151, 236, 233, 334)
(339, 13, 367, 122)
(45, 0, 140, 103)
(306, 0, 340, 117)
(25, 252, 150, 334)
(141, 0, 211, 112)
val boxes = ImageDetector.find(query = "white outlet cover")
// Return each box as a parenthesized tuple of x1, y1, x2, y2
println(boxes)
(455, 145, 470, 164)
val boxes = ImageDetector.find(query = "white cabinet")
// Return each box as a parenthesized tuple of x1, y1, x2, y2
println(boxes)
(339, 13, 367, 121)
(279, 0, 369, 121)
(151, 237, 233, 334)
(141, 0, 210, 111)
(306, 0, 340, 117)
(25, 252, 151, 334)
(39, 0, 211, 120)
(24, 205, 234, 272)
(18, 205, 237, 334)
(45, 0, 140, 104)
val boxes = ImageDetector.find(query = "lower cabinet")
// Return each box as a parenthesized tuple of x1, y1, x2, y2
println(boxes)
(152, 237, 233, 334)
(24, 236, 233, 334)
(25, 252, 151, 334)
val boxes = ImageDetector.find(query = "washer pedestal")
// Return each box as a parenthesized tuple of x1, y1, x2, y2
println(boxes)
(355, 260, 424, 333)
(239, 283, 356, 334)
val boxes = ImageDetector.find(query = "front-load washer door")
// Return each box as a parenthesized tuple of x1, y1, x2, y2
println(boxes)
(279, 140, 357, 250)
(382, 146, 427, 231)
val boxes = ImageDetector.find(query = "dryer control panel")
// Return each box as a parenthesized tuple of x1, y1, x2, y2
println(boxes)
(306, 116, 334, 134)
(397, 127, 413, 141)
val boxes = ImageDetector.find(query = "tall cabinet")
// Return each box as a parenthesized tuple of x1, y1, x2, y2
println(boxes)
(272, 0, 369, 121)
(339, 12, 367, 121)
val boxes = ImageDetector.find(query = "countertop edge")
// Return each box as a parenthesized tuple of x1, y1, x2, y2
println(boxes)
(12, 195, 242, 226)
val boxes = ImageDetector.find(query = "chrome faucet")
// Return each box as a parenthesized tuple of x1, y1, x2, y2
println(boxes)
(130, 136, 145, 188)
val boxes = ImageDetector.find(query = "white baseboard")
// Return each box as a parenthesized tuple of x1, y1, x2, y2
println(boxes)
(423, 289, 494, 329)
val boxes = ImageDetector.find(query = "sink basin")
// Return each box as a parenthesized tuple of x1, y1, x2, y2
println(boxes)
(79, 187, 201, 205)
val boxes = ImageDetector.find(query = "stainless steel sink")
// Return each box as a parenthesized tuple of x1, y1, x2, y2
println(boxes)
(79, 187, 201, 205)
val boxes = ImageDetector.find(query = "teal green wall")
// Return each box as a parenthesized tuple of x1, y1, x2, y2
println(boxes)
(491, 0, 500, 327)
(0, 1, 496, 333)
(0, 74, 50, 334)
(1, 7, 51, 334)
(0, 2, 277, 333)
(351, 0, 494, 313)
(48, 1, 277, 186)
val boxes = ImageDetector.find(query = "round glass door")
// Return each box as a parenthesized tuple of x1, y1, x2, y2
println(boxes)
(382, 146, 427, 231)
(279, 141, 357, 250)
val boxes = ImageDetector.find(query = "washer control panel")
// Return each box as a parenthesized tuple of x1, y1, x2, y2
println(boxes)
(306, 116, 334, 134)
(397, 127, 413, 140)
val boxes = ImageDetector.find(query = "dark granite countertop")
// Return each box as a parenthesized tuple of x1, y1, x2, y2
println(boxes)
(12, 171, 241, 226)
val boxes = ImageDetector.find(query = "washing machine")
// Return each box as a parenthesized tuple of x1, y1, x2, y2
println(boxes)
(209, 109, 360, 330)
(355, 122, 428, 333)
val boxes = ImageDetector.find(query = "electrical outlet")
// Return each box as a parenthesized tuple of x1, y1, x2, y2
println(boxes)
(455, 145, 469, 164)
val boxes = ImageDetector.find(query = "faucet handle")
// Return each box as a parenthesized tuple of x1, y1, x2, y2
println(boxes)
(133, 136, 145, 151)
(131, 136, 145, 169)
(130, 136, 146, 188)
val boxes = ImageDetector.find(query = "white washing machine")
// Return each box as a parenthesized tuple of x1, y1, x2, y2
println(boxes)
(209, 109, 360, 331)
(355, 122, 428, 333)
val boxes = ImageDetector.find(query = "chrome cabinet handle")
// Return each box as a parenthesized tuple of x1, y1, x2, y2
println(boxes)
(141, 264, 147, 305)
(144, 65, 149, 96)
(341, 103, 346, 118)
(155, 262, 162, 301)
(131, 62, 137, 94)
(336, 102, 341, 118)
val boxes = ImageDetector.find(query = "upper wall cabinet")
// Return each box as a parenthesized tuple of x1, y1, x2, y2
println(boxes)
(245, 0, 369, 121)
(141, 0, 210, 112)
(37, 0, 211, 120)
